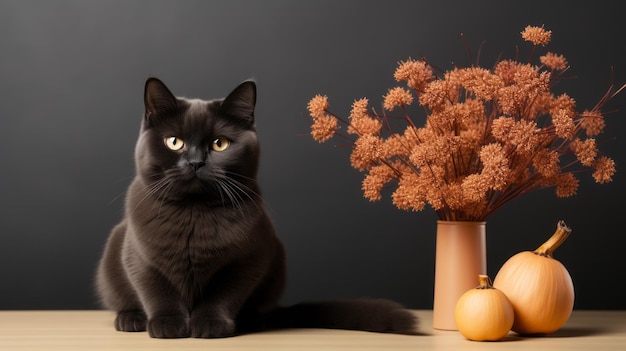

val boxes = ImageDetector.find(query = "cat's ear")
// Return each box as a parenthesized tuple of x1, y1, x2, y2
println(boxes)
(220, 80, 256, 126)
(144, 77, 177, 117)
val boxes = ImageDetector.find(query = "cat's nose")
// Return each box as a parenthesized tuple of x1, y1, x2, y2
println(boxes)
(188, 161, 206, 171)
(186, 146, 207, 171)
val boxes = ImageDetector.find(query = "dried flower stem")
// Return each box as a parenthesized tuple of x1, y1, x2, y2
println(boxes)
(305, 25, 620, 221)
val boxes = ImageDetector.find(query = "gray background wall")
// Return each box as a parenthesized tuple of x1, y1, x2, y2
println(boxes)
(1, 0, 625, 310)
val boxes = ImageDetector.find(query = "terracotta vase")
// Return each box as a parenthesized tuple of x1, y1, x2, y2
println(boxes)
(433, 220, 487, 330)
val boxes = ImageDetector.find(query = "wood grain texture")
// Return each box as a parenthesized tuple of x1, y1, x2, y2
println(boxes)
(1, 310, 624, 350)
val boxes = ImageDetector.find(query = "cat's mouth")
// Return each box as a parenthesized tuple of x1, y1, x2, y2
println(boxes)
(172, 168, 218, 194)
(159, 165, 238, 201)
(179, 171, 207, 185)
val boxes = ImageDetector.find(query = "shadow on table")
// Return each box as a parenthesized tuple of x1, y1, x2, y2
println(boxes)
(514, 327, 608, 338)
(544, 327, 608, 338)
(479, 327, 608, 342)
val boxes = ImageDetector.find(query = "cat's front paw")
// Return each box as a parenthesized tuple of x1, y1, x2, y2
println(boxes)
(147, 315, 190, 338)
(115, 310, 147, 332)
(190, 315, 236, 338)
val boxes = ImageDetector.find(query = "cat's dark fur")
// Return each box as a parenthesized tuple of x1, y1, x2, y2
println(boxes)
(95, 77, 417, 338)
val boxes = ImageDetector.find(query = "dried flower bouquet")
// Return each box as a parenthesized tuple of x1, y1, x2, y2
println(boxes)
(306, 25, 621, 221)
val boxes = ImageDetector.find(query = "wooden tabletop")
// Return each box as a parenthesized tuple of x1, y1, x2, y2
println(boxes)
(1, 310, 624, 350)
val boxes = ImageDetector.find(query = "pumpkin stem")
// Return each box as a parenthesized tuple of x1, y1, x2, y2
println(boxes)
(534, 220, 572, 257)
(476, 274, 494, 289)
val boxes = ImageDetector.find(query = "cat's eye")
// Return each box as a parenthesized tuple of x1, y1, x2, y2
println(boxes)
(164, 136, 185, 151)
(212, 137, 230, 152)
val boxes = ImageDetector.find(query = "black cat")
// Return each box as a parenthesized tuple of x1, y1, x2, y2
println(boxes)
(95, 77, 417, 338)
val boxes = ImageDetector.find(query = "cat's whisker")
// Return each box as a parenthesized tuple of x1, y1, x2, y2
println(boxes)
(154, 177, 176, 216)
(130, 176, 172, 215)
(212, 174, 252, 209)
(222, 172, 262, 200)
(213, 182, 229, 208)
(223, 180, 254, 209)
(216, 179, 245, 212)
(106, 174, 138, 206)
(106, 191, 127, 207)
(221, 172, 269, 212)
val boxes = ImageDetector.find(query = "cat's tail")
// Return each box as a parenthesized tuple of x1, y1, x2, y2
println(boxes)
(246, 298, 418, 335)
